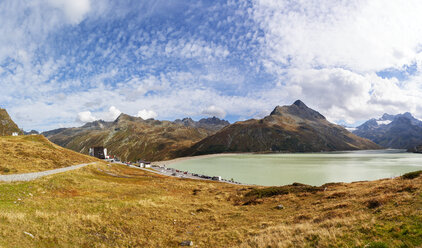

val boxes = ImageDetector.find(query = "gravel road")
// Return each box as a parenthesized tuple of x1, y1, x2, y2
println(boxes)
(0, 162, 96, 182)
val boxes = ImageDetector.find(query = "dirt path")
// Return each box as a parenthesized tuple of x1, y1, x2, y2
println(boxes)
(0, 162, 96, 182)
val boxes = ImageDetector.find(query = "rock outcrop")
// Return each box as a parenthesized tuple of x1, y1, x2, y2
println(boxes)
(0, 108, 22, 136)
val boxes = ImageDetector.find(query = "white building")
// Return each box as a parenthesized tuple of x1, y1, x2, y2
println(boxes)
(139, 161, 151, 168)
(12, 132, 18, 136)
(89, 147, 108, 159)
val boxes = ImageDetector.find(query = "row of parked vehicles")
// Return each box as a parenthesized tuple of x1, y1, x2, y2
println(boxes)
(193, 173, 222, 181)
(123, 163, 241, 184)
(164, 168, 222, 181)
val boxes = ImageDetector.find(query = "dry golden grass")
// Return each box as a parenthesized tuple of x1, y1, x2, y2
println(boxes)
(0, 135, 98, 174)
(0, 162, 420, 247)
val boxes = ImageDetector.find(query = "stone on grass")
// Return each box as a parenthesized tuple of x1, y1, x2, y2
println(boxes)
(180, 240, 193, 246)
(275, 204, 284, 210)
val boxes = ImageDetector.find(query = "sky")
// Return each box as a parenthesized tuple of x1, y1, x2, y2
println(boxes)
(1, 0, 422, 131)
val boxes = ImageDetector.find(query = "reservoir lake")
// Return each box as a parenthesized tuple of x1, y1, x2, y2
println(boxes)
(170, 150, 422, 186)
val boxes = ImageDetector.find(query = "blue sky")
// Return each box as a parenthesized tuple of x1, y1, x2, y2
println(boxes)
(1, 0, 422, 131)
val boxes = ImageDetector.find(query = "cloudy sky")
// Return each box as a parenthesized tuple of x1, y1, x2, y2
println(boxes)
(1, 0, 422, 131)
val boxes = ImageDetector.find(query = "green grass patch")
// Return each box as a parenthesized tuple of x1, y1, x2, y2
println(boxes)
(0, 182, 34, 208)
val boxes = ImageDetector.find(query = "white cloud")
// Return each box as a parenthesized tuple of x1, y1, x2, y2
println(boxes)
(249, 0, 422, 124)
(136, 109, 158, 120)
(77, 111, 96, 123)
(103, 106, 121, 121)
(160, 39, 230, 61)
(260, 67, 422, 124)
(47, 0, 91, 24)
(4, 0, 422, 131)
(253, 0, 422, 72)
(202, 105, 226, 118)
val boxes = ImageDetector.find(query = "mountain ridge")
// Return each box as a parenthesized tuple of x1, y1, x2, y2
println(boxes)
(353, 112, 422, 149)
(42, 114, 230, 161)
(182, 100, 380, 156)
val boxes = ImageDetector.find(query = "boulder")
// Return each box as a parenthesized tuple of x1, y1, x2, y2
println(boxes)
(180, 240, 193, 246)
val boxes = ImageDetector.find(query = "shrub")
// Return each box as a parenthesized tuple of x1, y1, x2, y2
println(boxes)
(245, 187, 289, 198)
(245, 184, 323, 199)
(401, 170, 422, 180)
(367, 199, 381, 209)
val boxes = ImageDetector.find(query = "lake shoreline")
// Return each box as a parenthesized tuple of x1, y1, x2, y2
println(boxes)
(154, 153, 252, 166)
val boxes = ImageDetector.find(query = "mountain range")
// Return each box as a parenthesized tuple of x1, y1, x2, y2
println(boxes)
(0, 108, 22, 136)
(42, 114, 230, 161)
(353, 112, 422, 149)
(42, 100, 381, 161)
(182, 100, 379, 156)
(2, 101, 388, 161)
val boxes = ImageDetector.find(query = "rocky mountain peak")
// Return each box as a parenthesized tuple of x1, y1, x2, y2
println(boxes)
(174, 118, 195, 127)
(401, 112, 414, 119)
(381, 113, 395, 120)
(114, 113, 144, 123)
(198, 116, 230, 126)
(82, 120, 108, 129)
(293, 100, 307, 108)
(270, 100, 325, 120)
(270, 106, 283, 116)
(181, 117, 195, 124)
(174, 116, 229, 131)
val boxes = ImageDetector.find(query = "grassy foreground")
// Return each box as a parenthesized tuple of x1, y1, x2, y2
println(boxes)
(0, 162, 420, 247)
(0, 135, 97, 174)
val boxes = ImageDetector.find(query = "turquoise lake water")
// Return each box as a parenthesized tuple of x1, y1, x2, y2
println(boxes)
(171, 150, 422, 186)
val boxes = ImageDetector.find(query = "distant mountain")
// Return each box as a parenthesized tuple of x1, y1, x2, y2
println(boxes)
(353, 112, 422, 149)
(0, 108, 22, 136)
(183, 100, 379, 155)
(174, 116, 230, 132)
(42, 114, 229, 161)
(24, 130, 40, 135)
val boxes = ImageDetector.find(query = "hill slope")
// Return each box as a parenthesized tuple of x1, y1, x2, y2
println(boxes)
(0, 159, 420, 247)
(0, 135, 97, 174)
(43, 115, 229, 162)
(185, 100, 379, 155)
(0, 108, 22, 136)
(353, 113, 422, 149)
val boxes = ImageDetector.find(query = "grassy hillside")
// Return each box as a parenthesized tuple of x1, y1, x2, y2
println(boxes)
(0, 162, 420, 247)
(0, 135, 98, 174)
